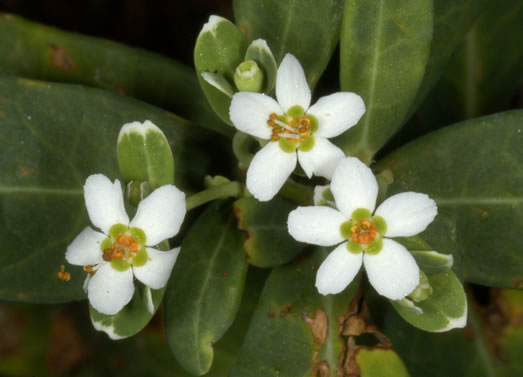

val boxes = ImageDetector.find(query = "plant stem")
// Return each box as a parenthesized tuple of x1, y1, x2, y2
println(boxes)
(186, 181, 244, 211)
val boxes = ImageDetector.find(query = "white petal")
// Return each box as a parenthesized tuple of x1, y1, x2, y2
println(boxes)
(307, 92, 366, 138)
(130, 185, 186, 246)
(230, 92, 281, 139)
(246, 142, 297, 201)
(65, 227, 105, 266)
(133, 247, 181, 289)
(331, 157, 378, 218)
(87, 263, 135, 315)
(84, 174, 129, 234)
(364, 239, 420, 300)
(375, 192, 437, 237)
(287, 206, 346, 246)
(315, 243, 363, 295)
(297, 137, 345, 179)
(276, 54, 311, 113)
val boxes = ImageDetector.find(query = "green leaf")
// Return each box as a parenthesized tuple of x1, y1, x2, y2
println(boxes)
(337, 0, 433, 164)
(407, 0, 523, 135)
(233, 0, 345, 89)
(0, 13, 229, 137)
(244, 39, 278, 93)
(405, 0, 488, 118)
(165, 200, 248, 376)
(194, 15, 249, 125)
(382, 289, 523, 377)
(233, 196, 304, 268)
(0, 77, 225, 303)
(395, 236, 454, 274)
(89, 285, 165, 340)
(117, 120, 174, 188)
(391, 270, 467, 332)
(356, 349, 410, 377)
(376, 110, 523, 287)
(231, 248, 360, 377)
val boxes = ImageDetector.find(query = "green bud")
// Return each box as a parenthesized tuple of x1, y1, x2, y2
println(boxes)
(408, 271, 433, 303)
(234, 60, 264, 92)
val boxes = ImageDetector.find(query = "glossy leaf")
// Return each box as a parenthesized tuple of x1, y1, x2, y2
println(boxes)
(0, 77, 224, 303)
(405, 0, 488, 118)
(89, 285, 165, 340)
(337, 0, 433, 164)
(233, 0, 344, 89)
(194, 15, 249, 125)
(395, 236, 454, 275)
(391, 270, 467, 332)
(231, 248, 361, 377)
(407, 0, 523, 135)
(0, 13, 230, 136)
(383, 289, 523, 377)
(165, 200, 248, 376)
(117, 121, 174, 188)
(376, 110, 523, 287)
(233, 196, 304, 268)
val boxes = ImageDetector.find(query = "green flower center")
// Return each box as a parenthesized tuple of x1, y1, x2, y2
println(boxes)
(266, 105, 318, 153)
(340, 208, 387, 255)
(95, 224, 148, 272)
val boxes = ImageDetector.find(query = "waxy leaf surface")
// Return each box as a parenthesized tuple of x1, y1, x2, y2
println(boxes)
(376, 110, 523, 287)
(165, 201, 248, 376)
(337, 0, 433, 164)
(0, 14, 229, 136)
(233, 0, 344, 89)
(0, 77, 222, 302)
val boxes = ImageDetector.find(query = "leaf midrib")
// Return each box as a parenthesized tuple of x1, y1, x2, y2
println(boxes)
(0, 185, 82, 195)
(434, 197, 523, 206)
(359, 0, 385, 153)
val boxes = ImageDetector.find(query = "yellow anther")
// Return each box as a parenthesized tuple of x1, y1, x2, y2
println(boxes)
(350, 219, 378, 245)
(57, 265, 71, 281)
(83, 265, 96, 274)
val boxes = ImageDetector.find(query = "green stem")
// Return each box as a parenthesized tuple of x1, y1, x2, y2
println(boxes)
(278, 179, 314, 206)
(186, 182, 244, 211)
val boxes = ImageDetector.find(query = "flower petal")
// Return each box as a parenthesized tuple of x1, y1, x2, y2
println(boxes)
(65, 227, 105, 266)
(331, 157, 378, 217)
(287, 206, 346, 246)
(297, 137, 345, 179)
(87, 262, 135, 315)
(84, 174, 129, 234)
(307, 92, 366, 138)
(246, 141, 297, 201)
(276, 54, 311, 113)
(315, 243, 363, 295)
(230, 92, 281, 139)
(375, 192, 437, 237)
(130, 185, 186, 246)
(133, 247, 181, 289)
(364, 239, 420, 300)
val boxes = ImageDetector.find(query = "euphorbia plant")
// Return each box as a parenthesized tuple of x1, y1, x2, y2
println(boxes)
(0, 1, 522, 376)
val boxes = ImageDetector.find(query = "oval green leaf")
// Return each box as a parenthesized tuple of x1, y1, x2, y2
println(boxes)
(337, 0, 433, 164)
(233, 0, 344, 89)
(194, 15, 249, 125)
(0, 77, 223, 303)
(165, 200, 248, 376)
(0, 13, 229, 137)
(376, 110, 523, 287)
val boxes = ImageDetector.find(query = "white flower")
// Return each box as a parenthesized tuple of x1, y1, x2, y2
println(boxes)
(66, 174, 186, 315)
(287, 157, 437, 300)
(230, 54, 365, 201)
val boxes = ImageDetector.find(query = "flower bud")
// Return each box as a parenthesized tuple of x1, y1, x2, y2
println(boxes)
(234, 60, 264, 92)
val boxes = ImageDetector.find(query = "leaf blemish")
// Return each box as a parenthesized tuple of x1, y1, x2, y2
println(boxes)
(50, 44, 76, 72)
(304, 309, 330, 376)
